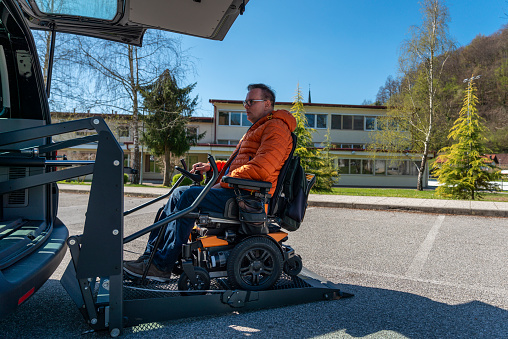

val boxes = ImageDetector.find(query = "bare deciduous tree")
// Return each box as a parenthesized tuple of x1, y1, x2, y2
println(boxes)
(372, 0, 456, 190)
(67, 31, 190, 183)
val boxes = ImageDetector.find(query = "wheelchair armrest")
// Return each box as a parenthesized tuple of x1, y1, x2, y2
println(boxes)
(222, 176, 272, 191)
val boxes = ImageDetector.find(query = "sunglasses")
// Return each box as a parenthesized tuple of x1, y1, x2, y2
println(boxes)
(243, 99, 266, 107)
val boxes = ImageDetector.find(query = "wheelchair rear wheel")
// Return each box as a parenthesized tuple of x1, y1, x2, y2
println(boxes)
(227, 237, 283, 291)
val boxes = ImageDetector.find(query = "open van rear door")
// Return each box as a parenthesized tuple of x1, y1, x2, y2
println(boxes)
(17, 0, 249, 46)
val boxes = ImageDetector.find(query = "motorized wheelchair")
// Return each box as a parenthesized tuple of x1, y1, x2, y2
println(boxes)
(126, 133, 316, 292)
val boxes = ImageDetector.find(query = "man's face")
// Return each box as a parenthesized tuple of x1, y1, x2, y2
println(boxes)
(244, 88, 271, 124)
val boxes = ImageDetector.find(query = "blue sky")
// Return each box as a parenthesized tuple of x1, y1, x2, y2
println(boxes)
(178, 0, 508, 116)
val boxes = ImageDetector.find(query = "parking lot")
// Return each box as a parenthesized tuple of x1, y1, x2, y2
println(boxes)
(0, 193, 507, 338)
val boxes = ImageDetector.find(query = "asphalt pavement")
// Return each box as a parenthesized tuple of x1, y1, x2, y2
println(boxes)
(1, 193, 507, 338)
(59, 184, 508, 218)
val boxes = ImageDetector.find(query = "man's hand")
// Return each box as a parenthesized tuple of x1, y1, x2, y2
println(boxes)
(191, 162, 211, 174)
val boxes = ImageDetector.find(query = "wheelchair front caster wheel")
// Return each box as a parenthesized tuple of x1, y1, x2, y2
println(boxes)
(178, 267, 210, 295)
(227, 236, 283, 291)
(283, 255, 303, 276)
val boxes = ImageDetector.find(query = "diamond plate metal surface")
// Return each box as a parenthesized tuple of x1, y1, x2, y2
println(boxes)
(123, 273, 312, 300)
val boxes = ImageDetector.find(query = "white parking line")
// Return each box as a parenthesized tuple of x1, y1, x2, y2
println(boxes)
(316, 263, 508, 296)
(405, 215, 445, 279)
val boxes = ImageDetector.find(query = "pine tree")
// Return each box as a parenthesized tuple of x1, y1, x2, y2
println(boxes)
(433, 76, 501, 200)
(290, 84, 337, 191)
(141, 70, 204, 186)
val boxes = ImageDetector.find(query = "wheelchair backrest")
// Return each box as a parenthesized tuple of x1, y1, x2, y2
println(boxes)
(268, 133, 316, 231)
(268, 133, 297, 216)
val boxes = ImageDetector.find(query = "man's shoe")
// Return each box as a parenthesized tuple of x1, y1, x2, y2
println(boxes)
(124, 260, 172, 282)
(123, 254, 149, 264)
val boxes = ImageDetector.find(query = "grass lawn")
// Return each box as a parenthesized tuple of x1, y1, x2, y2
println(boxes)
(312, 187, 508, 202)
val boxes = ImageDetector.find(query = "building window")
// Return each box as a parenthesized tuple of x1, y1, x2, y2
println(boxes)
(316, 114, 327, 128)
(363, 160, 374, 174)
(365, 117, 376, 131)
(338, 159, 350, 174)
(336, 158, 418, 176)
(219, 111, 229, 125)
(350, 159, 362, 174)
(375, 160, 386, 175)
(145, 154, 161, 173)
(342, 115, 353, 130)
(387, 160, 410, 175)
(353, 116, 364, 130)
(241, 113, 252, 127)
(305, 114, 327, 129)
(335, 143, 364, 149)
(305, 114, 315, 128)
(117, 125, 130, 138)
(230, 112, 241, 126)
(217, 139, 239, 145)
(218, 111, 251, 126)
(331, 115, 381, 131)
(331, 115, 341, 129)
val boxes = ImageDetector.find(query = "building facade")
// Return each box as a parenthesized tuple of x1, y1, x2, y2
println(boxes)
(203, 100, 429, 188)
(51, 100, 430, 188)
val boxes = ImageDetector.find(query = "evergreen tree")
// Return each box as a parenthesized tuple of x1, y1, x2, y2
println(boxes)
(322, 127, 340, 187)
(433, 76, 501, 200)
(290, 84, 337, 191)
(141, 70, 204, 186)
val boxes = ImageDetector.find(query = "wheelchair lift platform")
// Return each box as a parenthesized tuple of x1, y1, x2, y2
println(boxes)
(123, 268, 351, 326)
(62, 261, 352, 334)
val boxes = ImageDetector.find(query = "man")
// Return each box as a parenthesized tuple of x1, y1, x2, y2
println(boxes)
(124, 83, 296, 281)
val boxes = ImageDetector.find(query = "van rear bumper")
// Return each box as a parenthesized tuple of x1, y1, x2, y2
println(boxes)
(0, 218, 68, 318)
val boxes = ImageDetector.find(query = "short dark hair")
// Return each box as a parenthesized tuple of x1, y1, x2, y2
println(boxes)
(247, 83, 275, 107)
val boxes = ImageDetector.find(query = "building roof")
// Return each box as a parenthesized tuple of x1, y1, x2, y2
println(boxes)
(189, 116, 213, 123)
(494, 154, 508, 166)
(51, 111, 213, 122)
(485, 154, 499, 164)
(209, 99, 387, 110)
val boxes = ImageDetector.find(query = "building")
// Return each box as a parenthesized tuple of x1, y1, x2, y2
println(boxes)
(201, 100, 429, 188)
(51, 99, 430, 188)
(51, 111, 214, 183)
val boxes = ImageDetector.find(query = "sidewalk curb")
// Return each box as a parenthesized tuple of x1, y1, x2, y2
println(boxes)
(58, 187, 508, 218)
(308, 201, 508, 218)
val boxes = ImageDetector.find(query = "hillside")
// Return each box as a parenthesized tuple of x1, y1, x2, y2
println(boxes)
(440, 24, 508, 152)
(377, 24, 508, 152)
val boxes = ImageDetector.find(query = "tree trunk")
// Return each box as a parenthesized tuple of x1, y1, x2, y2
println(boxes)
(163, 145, 172, 187)
(417, 141, 429, 191)
(128, 45, 140, 184)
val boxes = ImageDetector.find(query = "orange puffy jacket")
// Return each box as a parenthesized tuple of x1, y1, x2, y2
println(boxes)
(217, 109, 297, 195)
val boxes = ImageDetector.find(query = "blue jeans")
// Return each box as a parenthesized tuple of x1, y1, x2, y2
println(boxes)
(145, 186, 237, 272)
